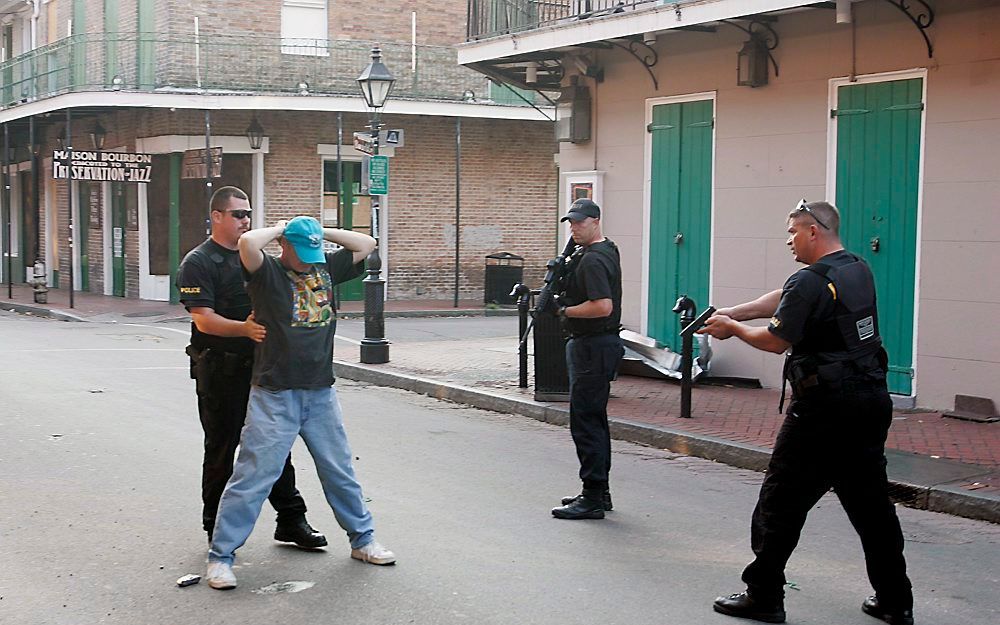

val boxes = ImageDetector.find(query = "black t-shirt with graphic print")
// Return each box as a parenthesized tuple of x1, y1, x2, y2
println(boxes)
(176, 238, 254, 356)
(245, 248, 363, 390)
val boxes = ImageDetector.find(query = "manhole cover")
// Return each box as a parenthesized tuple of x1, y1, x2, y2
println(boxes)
(123, 311, 169, 318)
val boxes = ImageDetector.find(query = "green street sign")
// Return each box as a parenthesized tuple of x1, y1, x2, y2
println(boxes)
(368, 155, 389, 195)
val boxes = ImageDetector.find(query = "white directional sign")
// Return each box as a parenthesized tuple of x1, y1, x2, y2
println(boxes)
(353, 131, 376, 155)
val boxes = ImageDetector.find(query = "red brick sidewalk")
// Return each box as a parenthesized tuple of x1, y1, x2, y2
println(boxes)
(608, 376, 1000, 469)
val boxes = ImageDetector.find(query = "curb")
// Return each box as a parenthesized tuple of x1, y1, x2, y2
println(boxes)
(2, 301, 87, 322)
(333, 360, 1000, 525)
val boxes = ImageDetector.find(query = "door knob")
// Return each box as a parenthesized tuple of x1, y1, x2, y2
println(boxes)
(870, 237, 880, 253)
(674, 232, 684, 244)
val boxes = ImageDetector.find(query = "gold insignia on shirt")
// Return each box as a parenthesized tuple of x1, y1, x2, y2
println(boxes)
(179, 287, 201, 294)
(770, 317, 782, 328)
(827, 283, 838, 300)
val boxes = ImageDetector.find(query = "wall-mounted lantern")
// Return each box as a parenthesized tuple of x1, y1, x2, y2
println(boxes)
(737, 34, 770, 88)
(555, 82, 591, 144)
(245, 116, 264, 150)
(89, 121, 107, 150)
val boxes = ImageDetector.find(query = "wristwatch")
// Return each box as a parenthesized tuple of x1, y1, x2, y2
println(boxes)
(557, 305, 568, 318)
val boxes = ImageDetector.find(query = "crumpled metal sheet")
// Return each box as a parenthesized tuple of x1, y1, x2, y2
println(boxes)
(618, 329, 711, 380)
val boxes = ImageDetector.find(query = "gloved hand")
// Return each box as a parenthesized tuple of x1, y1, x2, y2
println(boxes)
(534, 288, 558, 315)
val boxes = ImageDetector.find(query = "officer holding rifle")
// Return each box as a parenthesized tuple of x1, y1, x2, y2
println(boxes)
(543, 199, 624, 521)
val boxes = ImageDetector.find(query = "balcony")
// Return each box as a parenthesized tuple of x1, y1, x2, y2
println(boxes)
(467, 0, 665, 41)
(0, 32, 530, 111)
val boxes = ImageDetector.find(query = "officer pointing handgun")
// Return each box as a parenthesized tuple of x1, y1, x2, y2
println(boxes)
(697, 200, 913, 625)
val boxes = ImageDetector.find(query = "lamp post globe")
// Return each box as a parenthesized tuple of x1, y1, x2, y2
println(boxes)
(356, 45, 396, 111)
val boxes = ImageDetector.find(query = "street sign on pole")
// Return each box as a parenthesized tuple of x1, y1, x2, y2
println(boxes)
(368, 155, 389, 195)
(353, 131, 376, 155)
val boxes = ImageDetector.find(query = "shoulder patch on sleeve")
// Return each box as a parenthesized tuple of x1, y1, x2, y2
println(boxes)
(179, 287, 201, 295)
(769, 316, 782, 329)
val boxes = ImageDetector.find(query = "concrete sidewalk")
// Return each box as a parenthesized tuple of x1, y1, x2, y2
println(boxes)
(3, 283, 998, 523)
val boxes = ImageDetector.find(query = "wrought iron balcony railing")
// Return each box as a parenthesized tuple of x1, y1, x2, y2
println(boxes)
(466, 0, 668, 41)
(0, 32, 525, 110)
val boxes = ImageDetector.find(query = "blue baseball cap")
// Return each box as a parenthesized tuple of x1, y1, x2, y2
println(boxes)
(283, 216, 325, 264)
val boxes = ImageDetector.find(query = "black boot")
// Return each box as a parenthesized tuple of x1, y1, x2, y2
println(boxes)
(551, 488, 605, 520)
(561, 489, 613, 511)
(862, 595, 914, 625)
(713, 591, 786, 623)
(274, 518, 328, 549)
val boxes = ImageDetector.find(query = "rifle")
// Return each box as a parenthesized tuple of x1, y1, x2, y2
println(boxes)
(518, 238, 580, 349)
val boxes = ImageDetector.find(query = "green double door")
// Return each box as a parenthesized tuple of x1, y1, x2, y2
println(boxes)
(834, 78, 923, 395)
(647, 99, 713, 352)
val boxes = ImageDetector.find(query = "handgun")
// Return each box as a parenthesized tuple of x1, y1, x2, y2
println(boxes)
(680, 306, 717, 338)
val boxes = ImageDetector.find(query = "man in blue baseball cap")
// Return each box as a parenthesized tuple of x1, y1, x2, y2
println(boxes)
(205, 215, 397, 590)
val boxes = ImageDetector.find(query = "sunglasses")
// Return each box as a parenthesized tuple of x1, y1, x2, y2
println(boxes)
(795, 200, 829, 230)
(225, 209, 253, 219)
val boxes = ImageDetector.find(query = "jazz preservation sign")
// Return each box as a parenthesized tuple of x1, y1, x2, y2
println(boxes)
(52, 150, 154, 183)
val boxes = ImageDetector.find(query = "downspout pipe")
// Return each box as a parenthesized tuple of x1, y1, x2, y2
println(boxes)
(30, 0, 41, 51)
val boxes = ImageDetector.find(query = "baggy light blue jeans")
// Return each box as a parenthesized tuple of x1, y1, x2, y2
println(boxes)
(208, 386, 375, 565)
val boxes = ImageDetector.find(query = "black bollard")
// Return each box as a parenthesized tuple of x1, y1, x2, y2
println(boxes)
(511, 283, 532, 388)
(673, 296, 697, 418)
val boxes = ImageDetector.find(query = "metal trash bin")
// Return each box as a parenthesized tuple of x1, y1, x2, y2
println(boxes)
(484, 252, 523, 306)
(533, 310, 569, 401)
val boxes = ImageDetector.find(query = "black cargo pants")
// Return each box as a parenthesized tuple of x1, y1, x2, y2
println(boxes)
(566, 333, 625, 487)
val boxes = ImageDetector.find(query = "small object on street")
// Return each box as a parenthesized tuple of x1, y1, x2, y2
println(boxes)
(176, 574, 201, 587)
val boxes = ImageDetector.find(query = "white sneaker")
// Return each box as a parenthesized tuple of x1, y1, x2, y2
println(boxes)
(350, 540, 396, 565)
(206, 561, 237, 589)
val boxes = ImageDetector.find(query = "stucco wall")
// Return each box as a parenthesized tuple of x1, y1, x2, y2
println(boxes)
(557, 0, 1000, 409)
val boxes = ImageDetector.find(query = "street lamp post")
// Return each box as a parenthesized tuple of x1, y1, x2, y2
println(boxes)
(357, 44, 395, 364)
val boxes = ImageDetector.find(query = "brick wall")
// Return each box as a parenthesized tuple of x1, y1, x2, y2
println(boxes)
(166, 0, 466, 46)
(34, 106, 555, 301)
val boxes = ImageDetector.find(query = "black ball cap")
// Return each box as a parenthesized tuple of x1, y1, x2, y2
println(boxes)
(561, 198, 601, 222)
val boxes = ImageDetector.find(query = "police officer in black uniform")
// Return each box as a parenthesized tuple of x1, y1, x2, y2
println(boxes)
(698, 201, 913, 625)
(549, 199, 624, 521)
(177, 186, 326, 548)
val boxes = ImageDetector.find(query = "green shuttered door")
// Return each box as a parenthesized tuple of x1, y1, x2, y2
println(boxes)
(835, 78, 922, 395)
(648, 100, 713, 352)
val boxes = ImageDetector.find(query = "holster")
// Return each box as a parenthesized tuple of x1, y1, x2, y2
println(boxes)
(185, 345, 213, 396)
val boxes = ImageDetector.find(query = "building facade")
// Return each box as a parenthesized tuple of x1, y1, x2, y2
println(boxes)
(459, 0, 1000, 411)
(0, 0, 558, 304)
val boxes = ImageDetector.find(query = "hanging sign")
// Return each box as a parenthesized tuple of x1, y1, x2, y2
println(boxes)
(53, 150, 153, 183)
(181, 147, 223, 179)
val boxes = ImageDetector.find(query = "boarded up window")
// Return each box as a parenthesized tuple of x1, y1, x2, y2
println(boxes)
(281, 0, 328, 56)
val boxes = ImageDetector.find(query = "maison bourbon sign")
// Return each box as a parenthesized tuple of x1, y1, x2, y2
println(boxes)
(53, 150, 153, 183)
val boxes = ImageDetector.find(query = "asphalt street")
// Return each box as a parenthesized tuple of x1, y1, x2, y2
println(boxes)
(1, 310, 998, 625)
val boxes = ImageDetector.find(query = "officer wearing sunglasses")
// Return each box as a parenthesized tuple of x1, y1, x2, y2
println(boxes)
(698, 200, 913, 625)
(176, 186, 327, 550)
